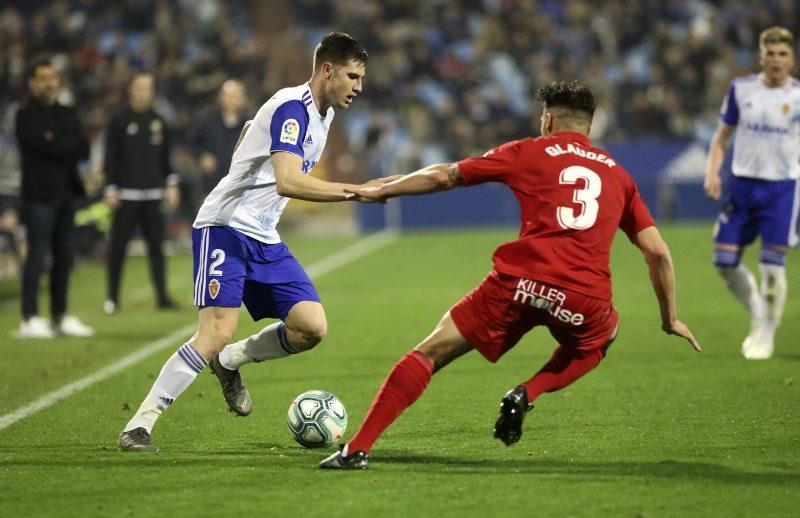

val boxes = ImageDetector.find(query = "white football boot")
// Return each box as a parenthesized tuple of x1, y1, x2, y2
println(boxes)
(55, 315, 95, 337)
(19, 316, 55, 339)
(742, 326, 773, 360)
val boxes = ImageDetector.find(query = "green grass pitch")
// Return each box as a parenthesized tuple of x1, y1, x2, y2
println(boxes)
(0, 225, 797, 516)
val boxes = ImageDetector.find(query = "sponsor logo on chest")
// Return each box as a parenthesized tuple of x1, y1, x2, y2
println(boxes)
(301, 131, 320, 174)
(741, 92, 798, 134)
(301, 159, 318, 174)
(126, 119, 163, 145)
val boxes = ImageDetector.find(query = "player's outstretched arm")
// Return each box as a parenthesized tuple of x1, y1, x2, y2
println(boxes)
(345, 163, 463, 202)
(703, 123, 734, 201)
(632, 226, 702, 352)
(273, 151, 365, 202)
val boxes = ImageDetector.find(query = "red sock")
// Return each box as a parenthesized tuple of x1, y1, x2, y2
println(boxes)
(346, 350, 434, 454)
(522, 347, 605, 402)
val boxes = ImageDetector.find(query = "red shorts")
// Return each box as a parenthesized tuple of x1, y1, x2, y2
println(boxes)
(450, 271, 618, 363)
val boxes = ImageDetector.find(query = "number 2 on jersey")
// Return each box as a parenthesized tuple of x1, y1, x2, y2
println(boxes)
(556, 166, 602, 230)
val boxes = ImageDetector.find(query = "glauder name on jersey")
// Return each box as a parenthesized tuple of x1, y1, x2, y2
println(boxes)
(513, 279, 585, 325)
(545, 143, 616, 168)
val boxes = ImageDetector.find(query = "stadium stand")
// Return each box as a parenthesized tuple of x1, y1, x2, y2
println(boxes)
(0, 0, 798, 258)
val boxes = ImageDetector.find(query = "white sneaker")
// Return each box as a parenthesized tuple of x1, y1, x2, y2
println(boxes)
(742, 328, 774, 360)
(103, 300, 117, 315)
(743, 339, 774, 360)
(741, 334, 754, 357)
(19, 316, 55, 339)
(55, 315, 95, 337)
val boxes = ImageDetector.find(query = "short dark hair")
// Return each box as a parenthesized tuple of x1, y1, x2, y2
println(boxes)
(27, 57, 53, 79)
(536, 80, 596, 119)
(313, 32, 368, 70)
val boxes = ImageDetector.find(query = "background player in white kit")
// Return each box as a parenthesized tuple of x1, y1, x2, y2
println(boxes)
(704, 26, 800, 360)
(119, 32, 385, 451)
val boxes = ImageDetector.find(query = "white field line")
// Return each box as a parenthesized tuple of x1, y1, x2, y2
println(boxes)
(0, 327, 193, 431)
(0, 231, 398, 432)
(304, 229, 398, 279)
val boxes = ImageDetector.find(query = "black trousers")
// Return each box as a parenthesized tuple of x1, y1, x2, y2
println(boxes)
(108, 200, 168, 305)
(21, 199, 76, 319)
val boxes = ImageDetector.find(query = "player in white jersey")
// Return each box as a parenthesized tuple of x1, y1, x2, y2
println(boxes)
(704, 26, 800, 360)
(119, 33, 387, 451)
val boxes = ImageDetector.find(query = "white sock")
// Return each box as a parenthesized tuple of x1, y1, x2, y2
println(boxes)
(218, 322, 297, 370)
(759, 263, 787, 342)
(124, 343, 207, 434)
(717, 265, 766, 332)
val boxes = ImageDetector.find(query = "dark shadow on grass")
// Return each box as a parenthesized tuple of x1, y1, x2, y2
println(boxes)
(2, 449, 798, 487)
(198, 442, 323, 458)
(367, 453, 800, 486)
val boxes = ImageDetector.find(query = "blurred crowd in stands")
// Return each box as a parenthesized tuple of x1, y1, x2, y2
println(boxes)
(0, 0, 260, 202)
(0, 0, 263, 268)
(292, 0, 800, 170)
(0, 0, 797, 273)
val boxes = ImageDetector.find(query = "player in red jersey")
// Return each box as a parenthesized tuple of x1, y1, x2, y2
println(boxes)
(320, 80, 701, 470)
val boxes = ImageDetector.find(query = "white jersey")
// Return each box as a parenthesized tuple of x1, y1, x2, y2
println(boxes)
(720, 73, 800, 181)
(194, 82, 333, 243)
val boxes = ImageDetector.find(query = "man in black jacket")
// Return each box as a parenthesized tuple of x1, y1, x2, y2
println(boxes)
(16, 58, 94, 338)
(103, 72, 179, 314)
(187, 79, 248, 210)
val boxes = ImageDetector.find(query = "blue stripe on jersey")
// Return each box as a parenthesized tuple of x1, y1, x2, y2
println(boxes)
(720, 83, 739, 126)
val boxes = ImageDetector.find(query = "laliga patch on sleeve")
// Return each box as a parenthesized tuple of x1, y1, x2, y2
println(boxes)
(279, 119, 300, 145)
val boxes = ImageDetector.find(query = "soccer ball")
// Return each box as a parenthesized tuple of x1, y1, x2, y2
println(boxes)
(287, 390, 347, 448)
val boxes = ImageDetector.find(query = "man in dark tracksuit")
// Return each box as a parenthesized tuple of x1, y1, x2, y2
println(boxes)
(16, 59, 94, 338)
(103, 72, 179, 314)
(187, 79, 247, 209)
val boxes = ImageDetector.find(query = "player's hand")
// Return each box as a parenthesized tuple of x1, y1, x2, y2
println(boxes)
(344, 185, 388, 204)
(164, 185, 180, 211)
(104, 193, 120, 211)
(365, 174, 403, 187)
(703, 173, 721, 201)
(662, 319, 701, 352)
(345, 175, 404, 202)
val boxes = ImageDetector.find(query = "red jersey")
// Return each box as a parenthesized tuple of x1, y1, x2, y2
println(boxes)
(457, 131, 655, 300)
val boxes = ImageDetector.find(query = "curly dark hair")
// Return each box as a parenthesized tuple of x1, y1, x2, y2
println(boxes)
(314, 32, 369, 70)
(536, 80, 596, 119)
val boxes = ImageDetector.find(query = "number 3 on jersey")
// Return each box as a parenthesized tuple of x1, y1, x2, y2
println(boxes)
(557, 166, 602, 230)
